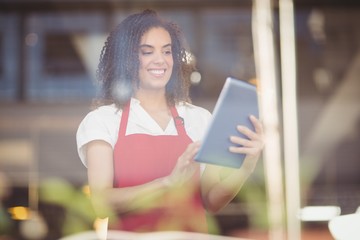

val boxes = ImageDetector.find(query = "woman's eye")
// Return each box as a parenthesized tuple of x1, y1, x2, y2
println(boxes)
(141, 51, 152, 55)
(164, 50, 172, 55)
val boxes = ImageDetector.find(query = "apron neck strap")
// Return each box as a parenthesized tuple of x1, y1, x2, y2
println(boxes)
(119, 101, 130, 136)
(170, 106, 186, 136)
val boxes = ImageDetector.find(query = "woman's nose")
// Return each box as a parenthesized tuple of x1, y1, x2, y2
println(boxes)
(153, 52, 165, 64)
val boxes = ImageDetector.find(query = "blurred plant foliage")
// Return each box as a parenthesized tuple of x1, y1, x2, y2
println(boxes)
(39, 178, 111, 236)
(0, 205, 13, 235)
(235, 159, 269, 229)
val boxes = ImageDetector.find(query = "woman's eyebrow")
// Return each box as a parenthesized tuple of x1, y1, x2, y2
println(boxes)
(139, 44, 154, 49)
(139, 43, 172, 49)
(162, 43, 172, 48)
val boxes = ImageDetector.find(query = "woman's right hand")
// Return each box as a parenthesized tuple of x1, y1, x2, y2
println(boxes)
(163, 141, 200, 188)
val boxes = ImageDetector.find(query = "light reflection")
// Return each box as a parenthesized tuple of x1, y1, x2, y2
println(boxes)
(25, 33, 39, 46)
(94, 217, 108, 240)
(298, 206, 341, 221)
(307, 9, 326, 44)
(8, 206, 30, 220)
(183, 50, 195, 64)
(329, 212, 360, 240)
(19, 211, 48, 240)
(81, 185, 91, 198)
(313, 67, 333, 93)
(190, 71, 201, 85)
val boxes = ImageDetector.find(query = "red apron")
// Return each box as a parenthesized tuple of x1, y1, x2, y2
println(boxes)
(112, 101, 207, 232)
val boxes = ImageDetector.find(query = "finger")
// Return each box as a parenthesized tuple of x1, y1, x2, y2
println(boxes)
(230, 136, 253, 147)
(229, 146, 247, 154)
(187, 142, 201, 159)
(229, 146, 260, 156)
(178, 143, 200, 168)
(236, 125, 260, 140)
(181, 143, 197, 160)
(185, 142, 200, 154)
(250, 115, 263, 135)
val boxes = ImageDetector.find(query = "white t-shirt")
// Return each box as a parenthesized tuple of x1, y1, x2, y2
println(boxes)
(76, 98, 212, 167)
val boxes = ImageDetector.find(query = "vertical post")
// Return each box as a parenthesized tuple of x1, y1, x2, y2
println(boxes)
(18, 12, 27, 102)
(252, 0, 286, 239)
(279, 0, 302, 240)
(29, 125, 39, 213)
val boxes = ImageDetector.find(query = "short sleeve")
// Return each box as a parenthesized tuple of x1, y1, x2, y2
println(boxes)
(76, 106, 120, 167)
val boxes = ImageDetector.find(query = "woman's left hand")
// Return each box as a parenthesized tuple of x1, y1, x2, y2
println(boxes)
(229, 115, 264, 173)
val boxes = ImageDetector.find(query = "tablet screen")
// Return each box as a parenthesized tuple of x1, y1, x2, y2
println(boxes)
(194, 77, 259, 168)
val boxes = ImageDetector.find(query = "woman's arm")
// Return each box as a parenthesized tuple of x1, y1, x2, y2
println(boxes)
(86, 140, 199, 217)
(200, 115, 264, 213)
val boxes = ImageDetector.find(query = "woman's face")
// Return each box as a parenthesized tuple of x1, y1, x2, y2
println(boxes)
(137, 27, 174, 93)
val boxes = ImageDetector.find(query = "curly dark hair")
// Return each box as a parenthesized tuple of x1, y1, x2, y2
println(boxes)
(95, 9, 195, 108)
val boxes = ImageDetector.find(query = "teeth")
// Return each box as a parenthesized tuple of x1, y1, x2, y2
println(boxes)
(149, 69, 165, 75)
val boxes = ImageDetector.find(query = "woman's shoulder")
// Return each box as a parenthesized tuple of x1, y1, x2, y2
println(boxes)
(87, 104, 121, 117)
(177, 101, 212, 118)
(80, 104, 121, 127)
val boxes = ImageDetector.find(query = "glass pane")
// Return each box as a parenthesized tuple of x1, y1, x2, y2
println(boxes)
(44, 33, 87, 76)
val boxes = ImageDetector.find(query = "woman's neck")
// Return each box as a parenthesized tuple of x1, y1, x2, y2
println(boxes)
(134, 89, 168, 112)
(134, 90, 171, 131)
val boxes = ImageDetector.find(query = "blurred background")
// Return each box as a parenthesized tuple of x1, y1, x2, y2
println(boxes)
(0, 0, 359, 239)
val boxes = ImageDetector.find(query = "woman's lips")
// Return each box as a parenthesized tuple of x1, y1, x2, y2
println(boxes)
(148, 69, 166, 77)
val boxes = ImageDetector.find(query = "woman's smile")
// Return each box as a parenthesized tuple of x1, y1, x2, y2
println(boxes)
(148, 68, 166, 77)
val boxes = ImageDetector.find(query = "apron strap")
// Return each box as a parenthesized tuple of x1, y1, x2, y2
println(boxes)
(170, 106, 186, 137)
(119, 101, 130, 137)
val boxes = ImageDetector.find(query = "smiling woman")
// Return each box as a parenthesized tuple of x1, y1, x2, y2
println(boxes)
(76, 9, 263, 234)
(95, 9, 193, 108)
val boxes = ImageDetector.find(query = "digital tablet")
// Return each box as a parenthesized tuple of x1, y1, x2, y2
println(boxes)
(194, 77, 259, 168)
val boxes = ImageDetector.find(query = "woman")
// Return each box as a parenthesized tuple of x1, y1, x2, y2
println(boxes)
(76, 9, 263, 233)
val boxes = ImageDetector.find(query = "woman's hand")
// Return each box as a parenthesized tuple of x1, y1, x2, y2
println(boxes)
(200, 115, 263, 213)
(163, 142, 200, 188)
(229, 115, 264, 173)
